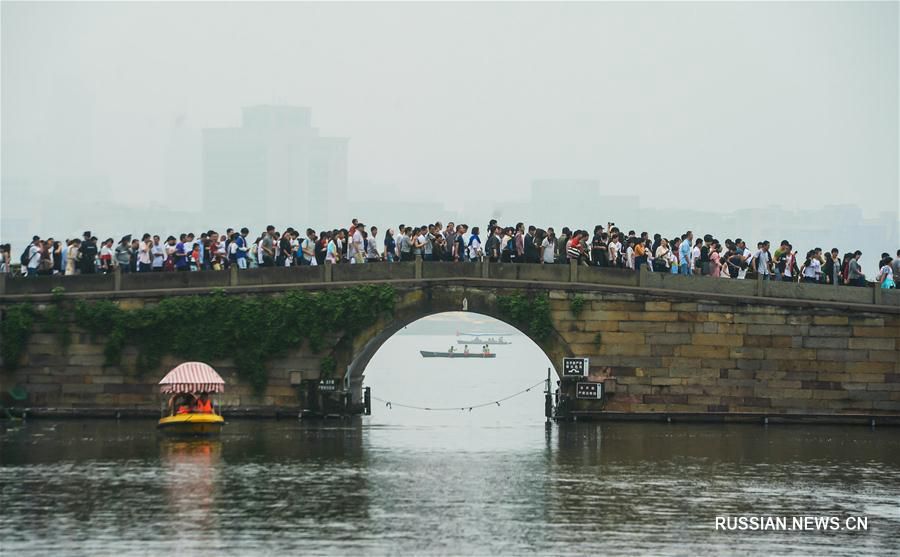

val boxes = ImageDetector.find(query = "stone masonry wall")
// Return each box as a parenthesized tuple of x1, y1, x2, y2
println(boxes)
(549, 291, 900, 417)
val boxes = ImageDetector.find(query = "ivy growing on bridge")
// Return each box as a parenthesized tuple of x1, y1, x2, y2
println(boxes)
(1, 304, 34, 372)
(1, 285, 395, 393)
(496, 291, 553, 340)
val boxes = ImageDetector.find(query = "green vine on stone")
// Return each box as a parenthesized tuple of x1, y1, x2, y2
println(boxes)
(1, 304, 34, 371)
(497, 292, 553, 340)
(570, 295, 586, 317)
(67, 284, 395, 393)
(320, 356, 336, 378)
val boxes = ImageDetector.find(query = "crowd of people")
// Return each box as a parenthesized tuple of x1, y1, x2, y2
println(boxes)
(1, 218, 898, 289)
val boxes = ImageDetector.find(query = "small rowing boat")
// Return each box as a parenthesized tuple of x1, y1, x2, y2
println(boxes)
(420, 350, 496, 358)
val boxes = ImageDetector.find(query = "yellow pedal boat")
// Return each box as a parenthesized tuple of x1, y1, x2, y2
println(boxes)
(157, 362, 227, 436)
(157, 412, 224, 435)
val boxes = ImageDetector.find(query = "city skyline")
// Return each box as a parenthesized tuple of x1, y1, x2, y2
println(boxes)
(2, 2, 898, 255)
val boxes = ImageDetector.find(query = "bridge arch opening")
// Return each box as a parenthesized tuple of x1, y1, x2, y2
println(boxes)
(358, 311, 556, 428)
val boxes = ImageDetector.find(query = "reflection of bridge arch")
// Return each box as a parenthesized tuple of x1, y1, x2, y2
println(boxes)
(341, 284, 573, 402)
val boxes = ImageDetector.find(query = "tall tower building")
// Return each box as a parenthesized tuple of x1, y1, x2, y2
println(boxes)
(202, 106, 348, 229)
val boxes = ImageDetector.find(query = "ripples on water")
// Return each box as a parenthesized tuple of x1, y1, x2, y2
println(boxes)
(3, 421, 899, 556)
(2, 327, 899, 555)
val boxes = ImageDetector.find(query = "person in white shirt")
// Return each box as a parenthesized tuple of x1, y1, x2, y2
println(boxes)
(138, 236, 153, 272)
(150, 236, 165, 271)
(800, 251, 822, 283)
(541, 230, 556, 264)
(349, 224, 366, 264)
(754, 241, 772, 279)
(736, 239, 752, 279)
(26, 236, 42, 277)
(302, 228, 318, 266)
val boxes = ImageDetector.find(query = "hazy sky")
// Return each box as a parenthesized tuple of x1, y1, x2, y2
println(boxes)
(2, 1, 898, 218)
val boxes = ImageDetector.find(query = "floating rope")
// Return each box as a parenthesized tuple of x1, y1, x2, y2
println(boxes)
(371, 378, 546, 412)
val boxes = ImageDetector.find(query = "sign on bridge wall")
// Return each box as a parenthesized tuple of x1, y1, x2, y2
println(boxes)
(562, 357, 589, 379)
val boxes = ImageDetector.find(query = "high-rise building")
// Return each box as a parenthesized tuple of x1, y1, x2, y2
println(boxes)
(202, 105, 348, 229)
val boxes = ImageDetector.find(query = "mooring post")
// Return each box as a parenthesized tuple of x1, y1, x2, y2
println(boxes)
(545, 367, 553, 422)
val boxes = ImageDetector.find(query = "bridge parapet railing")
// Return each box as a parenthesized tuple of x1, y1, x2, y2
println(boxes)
(0, 259, 897, 309)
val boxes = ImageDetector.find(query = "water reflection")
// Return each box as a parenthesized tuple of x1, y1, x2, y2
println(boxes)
(1, 420, 899, 555)
(160, 439, 223, 548)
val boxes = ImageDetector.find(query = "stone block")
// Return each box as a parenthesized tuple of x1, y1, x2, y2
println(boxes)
(813, 316, 849, 325)
(67, 344, 105, 355)
(671, 303, 698, 311)
(690, 333, 744, 347)
(802, 337, 849, 349)
(743, 336, 774, 348)
(598, 332, 646, 345)
(631, 311, 678, 322)
(61, 383, 104, 394)
(687, 395, 722, 406)
(746, 324, 804, 336)
(563, 332, 604, 345)
(594, 301, 645, 312)
(68, 354, 107, 367)
(787, 315, 813, 325)
(815, 349, 868, 362)
(646, 333, 691, 345)
(583, 321, 620, 332)
(664, 322, 693, 333)
(866, 383, 900, 391)
(734, 314, 786, 325)
(644, 301, 671, 311)
(677, 345, 731, 359)
(764, 348, 816, 361)
(851, 326, 900, 338)
(669, 368, 720, 379)
(809, 326, 853, 337)
(729, 347, 765, 359)
(849, 317, 884, 327)
(618, 321, 667, 333)
(598, 344, 651, 357)
(91, 375, 126, 384)
(650, 377, 682, 386)
(651, 345, 676, 357)
(845, 362, 892, 374)
(868, 350, 900, 362)
(848, 338, 896, 351)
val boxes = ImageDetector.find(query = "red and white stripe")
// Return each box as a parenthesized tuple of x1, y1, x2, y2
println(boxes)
(159, 361, 225, 394)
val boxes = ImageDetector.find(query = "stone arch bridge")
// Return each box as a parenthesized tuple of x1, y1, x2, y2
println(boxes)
(1, 260, 898, 423)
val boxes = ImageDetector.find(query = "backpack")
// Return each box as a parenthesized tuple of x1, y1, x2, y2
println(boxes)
(20, 245, 31, 266)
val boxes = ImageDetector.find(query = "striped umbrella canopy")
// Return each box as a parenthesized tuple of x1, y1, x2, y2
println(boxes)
(159, 362, 225, 394)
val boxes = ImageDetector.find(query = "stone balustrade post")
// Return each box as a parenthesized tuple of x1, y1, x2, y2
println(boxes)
(873, 283, 882, 305)
(482, 257, 490, 278)
(324, 261, 333, 282)
(756, 273, 764, 297)
(0, 272, 5, 295)
(113, 265, 122, 291)
(229, 264, 239, 287)
(569, 258, 578, 282)
(415, 255, 423, 279)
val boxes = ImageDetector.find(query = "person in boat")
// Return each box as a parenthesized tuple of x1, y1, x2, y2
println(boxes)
(194, 392, 214, 414)
(464, 345, 469, 355)
(171, 393, 193, 415)
(483, 345, 490, 355)
(448, 346, 455, 354)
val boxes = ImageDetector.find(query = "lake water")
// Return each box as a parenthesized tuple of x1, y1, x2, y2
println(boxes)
(1, 314, 899, 555)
